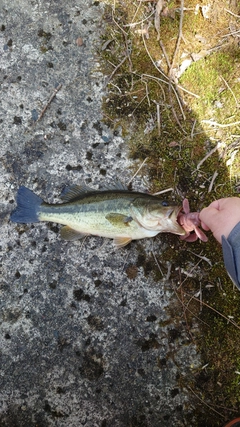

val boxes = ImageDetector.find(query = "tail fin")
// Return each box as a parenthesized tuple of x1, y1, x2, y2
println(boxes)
(10, 186, 43, 223)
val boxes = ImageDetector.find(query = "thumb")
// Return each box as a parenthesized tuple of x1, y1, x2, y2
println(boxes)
(200, 221, 210, 231)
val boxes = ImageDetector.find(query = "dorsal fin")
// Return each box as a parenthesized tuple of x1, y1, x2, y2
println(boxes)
(61, 180, 129, 202)
(101, 179, 128, 191)
(61, 183, 98, 202)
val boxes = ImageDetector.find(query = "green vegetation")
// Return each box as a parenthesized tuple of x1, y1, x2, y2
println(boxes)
(101, 0, 240, 424)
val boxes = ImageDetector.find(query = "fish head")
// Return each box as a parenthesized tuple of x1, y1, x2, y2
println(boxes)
(133, 199, 186, 236)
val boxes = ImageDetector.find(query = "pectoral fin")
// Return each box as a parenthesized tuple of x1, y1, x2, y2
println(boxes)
(60, 226, 89, 241)
(106, 213, 133, 227)
(113, 236, 132, 248)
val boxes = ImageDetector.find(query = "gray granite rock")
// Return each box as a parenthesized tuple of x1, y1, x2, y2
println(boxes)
(0, 1, 200, 425)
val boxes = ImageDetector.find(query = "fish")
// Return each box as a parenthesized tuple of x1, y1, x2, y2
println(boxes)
(177, 198, 208, 242)
(10, 181, 186, 248)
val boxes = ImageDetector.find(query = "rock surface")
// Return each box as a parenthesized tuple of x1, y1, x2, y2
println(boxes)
(1, 1, 200, 425)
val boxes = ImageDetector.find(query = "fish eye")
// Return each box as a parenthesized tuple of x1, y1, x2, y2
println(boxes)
(161, 201, 169, 207)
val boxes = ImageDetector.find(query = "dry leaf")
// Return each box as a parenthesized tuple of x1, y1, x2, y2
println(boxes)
(175, 58, 192, 78)
(195, 4, 200, 15)
(195, 33, 207, 44)
(201, 4, 211, 19)
(168, 141, 179, 147)
(135, 24, 150, 39)
(191, 50, 210, 61)
(76, 37, 83, 46)
(101, 39, 114, 51)
(161, 6, 176, 19)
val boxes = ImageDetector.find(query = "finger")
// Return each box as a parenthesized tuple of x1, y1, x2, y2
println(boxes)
(199, 206, 219, 230)
(200, 221, 210, 231)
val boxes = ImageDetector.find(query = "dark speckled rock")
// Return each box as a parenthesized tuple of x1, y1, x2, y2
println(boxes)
(0, 1, 200, 426)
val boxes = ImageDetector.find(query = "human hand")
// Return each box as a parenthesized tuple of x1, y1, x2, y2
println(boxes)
(199, 197, 240, 243)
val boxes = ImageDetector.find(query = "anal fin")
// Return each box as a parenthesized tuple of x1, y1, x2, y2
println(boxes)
(60, 226, 89, 241)
(113, 236, 132, 248)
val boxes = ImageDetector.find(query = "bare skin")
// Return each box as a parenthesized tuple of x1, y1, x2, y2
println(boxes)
(199, 197, 240, 243)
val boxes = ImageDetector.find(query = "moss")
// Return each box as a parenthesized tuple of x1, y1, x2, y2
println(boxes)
(180, 49, 240, 123)
(100, 0, 240, 422)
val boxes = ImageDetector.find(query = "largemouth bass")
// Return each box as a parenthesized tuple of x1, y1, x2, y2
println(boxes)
(10, 181, 186, 247)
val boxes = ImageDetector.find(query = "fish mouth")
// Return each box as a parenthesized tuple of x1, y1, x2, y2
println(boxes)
(168, 206, 186, 235)
(168, 205, 182, 219)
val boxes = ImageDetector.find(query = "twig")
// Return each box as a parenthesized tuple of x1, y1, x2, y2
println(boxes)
(107, 56, 128, 82)
(172, 280, 210, 328)
(165, 262, 172, 281)
(141, 36, 187, 127)
(220, 75, 239, 107)
(36, 84, 62, 123)
(187, 250, 212, 266)
(202, 119, 240, 128)
(156, 103, 161, 135)
(159, 40, 171, 70)
(128, 157, 148, 185)
(190, 294, 240, 330)
(109, 82, 122, 93)
(221, 29, 240, 38)
(154, 0, 164, 41)
(111, 7, 133, 78)
(166, 0, 188, 126)
(174, 83, 200, 99)
(208, 170, 218, 192)
(141, 75, 165, 103)
(152, 187, 174, 195)
(169, 0, 184, 77)
(141, 78, 151, 106)
(224, 8, 240, 18)
(141, 38, 169, 83)
(102, 112, 115, 123)
(128, 94, 149, 117)
(178, 259, 202, 287)
(123, 10, 155, 27)
(141, 40, 199, 99)
(151, 247, 163, 276)
(191, 119, 197, 139)
(194, 142, 223, 171)
(131, 0, 143, 25)
(188, 387, 225, 418)
(123, 31, 133, 73)
(153, 101, 161, 135)
(111, 8, 128, 36)
(168, 87, 186, 126)
(178, 285, 195, 341)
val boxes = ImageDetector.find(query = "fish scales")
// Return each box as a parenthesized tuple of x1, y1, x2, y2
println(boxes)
(10, 184, 186, 247)
(40, 192, 155, 238)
